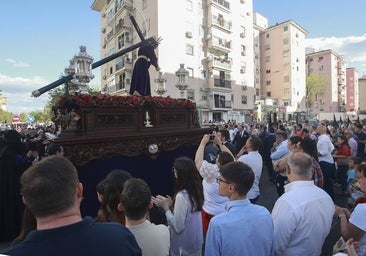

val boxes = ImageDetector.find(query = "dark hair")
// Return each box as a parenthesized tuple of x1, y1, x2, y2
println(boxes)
(217, 151, 234, 166)
(173, 157, 204, 212)
(247, 135, 262, 151)
(289, 135, 302, 146)
(98, 170, 132, 224)
(120, 178, 151, 220)
(337, 135, 350, 147)
(96, 179, 106, 195)
(350, 157, 362, 165)
(20, 156, 79, 217)
(276, 130, 288, 139)
(299, 137, 318, 160)
(218, 129, 230, 141)
(220, 161, 254, 196)
(46, 142, 62, 156)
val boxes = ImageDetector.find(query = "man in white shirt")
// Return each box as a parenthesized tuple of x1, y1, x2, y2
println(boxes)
(119, 178, 170, 256)
(272, 152, 334, 256)
(316, 124, 336, 199)
(237, 135, 263, 203)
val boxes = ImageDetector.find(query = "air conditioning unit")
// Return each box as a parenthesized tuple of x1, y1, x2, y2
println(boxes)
(240, 32, 245, 38)
(242, 85, 247, 90)
(185, 31, 193, 38)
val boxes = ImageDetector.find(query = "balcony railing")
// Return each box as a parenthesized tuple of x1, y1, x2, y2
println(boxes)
(212, 15, 232, 30)
(212, 0, 230, 9)
(212, 57, 232, 69)
(214, 100, 232, 109)
(214, 78, 231, 89)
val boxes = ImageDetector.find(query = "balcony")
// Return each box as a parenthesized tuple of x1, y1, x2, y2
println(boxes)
(208, 56, 232, 70)
(115, 58, 133, 72)
(104, 30, 114, 43)
(212, 15, 232, 31)
(214, 78, 231, 89)
(209, 0, 230, 10)
(213, 98, 232, 109)
(207, 36, 231, 54)
(115, 19, 131, 34)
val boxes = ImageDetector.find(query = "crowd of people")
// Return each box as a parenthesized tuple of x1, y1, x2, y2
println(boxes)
(1, 118, 366, 255)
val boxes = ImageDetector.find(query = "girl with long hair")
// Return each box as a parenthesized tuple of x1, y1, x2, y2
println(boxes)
(152, 157, 204, 256)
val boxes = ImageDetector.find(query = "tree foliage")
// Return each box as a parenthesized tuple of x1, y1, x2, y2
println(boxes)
(306, 74, 327, 107)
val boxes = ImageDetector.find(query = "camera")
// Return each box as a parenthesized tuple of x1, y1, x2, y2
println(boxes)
(209, 134, 215, 140)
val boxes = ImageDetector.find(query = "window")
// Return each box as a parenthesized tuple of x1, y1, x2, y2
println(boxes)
(283, 26, 288, 32)
(319, 65, 324, 71)
(142, 0, 147, 9)
(265, 56, 271, 62)
(185, 0, 193, 10)
(186, 44, 194, 55)
(267, 91, 271, 97)
(202, 95, 207, 101)
(284, 76, 289, 83)
(283, 38, 289, 44)
(266, 80, 271, 86)
(318, 56, 323, 62)
(266, 70, 271, 73)
(266, 33, 270, 38)
(241, 95, 247, 104)
(187, 89, 195, 100)
(265, 44, 270, 50)
(187, 67, 194, 77)
(284, 88, 290, 95)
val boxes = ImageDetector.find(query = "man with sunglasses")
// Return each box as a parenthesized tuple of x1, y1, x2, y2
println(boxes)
(205, 161, 274, 256)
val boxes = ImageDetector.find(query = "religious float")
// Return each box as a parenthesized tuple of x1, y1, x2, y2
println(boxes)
(32, 34, 210, 216)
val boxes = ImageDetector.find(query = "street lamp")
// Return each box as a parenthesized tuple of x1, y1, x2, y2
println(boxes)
(154, 71, 167, 96)
(175, 63, 189, 98)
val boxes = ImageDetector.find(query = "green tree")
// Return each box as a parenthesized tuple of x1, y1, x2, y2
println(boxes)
(306, 74, 327, 108)
(0, 109, 12, 123)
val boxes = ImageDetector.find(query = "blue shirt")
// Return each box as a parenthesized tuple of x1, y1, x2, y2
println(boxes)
(2, 217, 142, 256)
(205, 198, 274, 256)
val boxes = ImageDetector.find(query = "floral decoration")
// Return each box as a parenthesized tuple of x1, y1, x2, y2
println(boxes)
(52, 93, 196, 131)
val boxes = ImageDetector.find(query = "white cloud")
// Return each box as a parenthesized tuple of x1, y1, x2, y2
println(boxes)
(0, 73, 50, 114)
(5, 58, 30, 68)
(305, 33, 366, 76)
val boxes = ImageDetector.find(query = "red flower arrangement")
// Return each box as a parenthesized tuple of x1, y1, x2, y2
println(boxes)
(53, 93, 195, 115)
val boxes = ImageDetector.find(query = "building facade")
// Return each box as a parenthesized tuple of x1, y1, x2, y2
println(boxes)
(359, 75, 366, 112)
(92, 0, 257, 123)
(259, 20, 308, 121)
(306, 49, 347, 115)
(346, 68, 359, 113)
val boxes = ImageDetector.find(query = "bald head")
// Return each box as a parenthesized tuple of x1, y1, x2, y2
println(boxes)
(287, 152, 313, 180)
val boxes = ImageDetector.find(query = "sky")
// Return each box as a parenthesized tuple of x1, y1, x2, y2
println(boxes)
(0, 0, 365, 115)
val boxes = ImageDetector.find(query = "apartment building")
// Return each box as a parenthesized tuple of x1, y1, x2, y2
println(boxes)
(91, 0, 255, 123)
(359, 75, 366, 112)
(259, 20, 308, 121)
(306, 49, 346, 114)
(346, 68, 359, 113)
